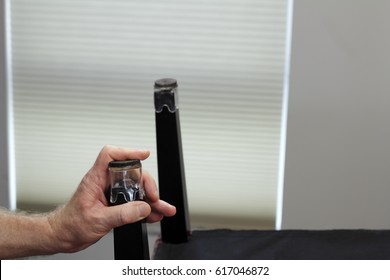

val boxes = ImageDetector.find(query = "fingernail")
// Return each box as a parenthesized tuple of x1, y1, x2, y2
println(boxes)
(138, 203, 151, 218)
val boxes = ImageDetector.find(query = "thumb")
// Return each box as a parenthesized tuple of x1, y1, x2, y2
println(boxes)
(104, 201, 151, 229)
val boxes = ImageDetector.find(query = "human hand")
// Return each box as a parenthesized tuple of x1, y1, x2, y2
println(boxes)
(47, 145, 176, 253)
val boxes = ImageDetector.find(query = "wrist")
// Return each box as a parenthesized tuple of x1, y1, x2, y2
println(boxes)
(34, 214, 61, 256)
(46, 207, 76, 254)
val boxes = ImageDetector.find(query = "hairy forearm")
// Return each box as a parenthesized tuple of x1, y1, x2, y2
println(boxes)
(0, 209, 59, 259)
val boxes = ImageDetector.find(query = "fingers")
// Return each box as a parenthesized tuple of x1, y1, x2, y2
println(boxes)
(101, 199, 175, 229)
(147, 199, 176, 222)
(100, 199, 175, 228)
(103, 201, 152, 229)
(146, 212, 164, 223)
(94, 145, 150, 173)
(87, 145, 176, 228)
(143, 171, 159, 203)
(142, 171, 177, 221)
(86, 145, 150, 192)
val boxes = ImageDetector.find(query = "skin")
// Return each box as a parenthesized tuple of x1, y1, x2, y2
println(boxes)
(0, 145, 176, 259)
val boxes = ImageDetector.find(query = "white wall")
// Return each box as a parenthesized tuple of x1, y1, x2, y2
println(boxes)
(281, 0, 390, 229)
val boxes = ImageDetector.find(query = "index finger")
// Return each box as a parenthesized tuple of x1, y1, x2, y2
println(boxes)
(86, 145, 150, 192)
(93, 145, 150, 173)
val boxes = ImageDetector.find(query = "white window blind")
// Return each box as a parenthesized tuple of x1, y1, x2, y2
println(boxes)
(11, 0, 288, 228)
